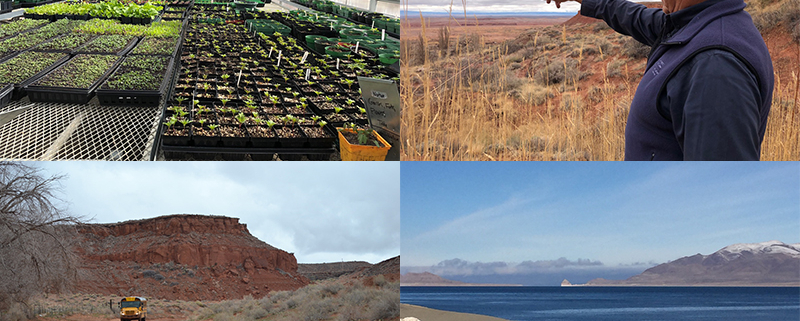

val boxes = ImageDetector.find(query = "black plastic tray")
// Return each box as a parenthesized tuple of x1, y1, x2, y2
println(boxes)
(96, 57, 175, 107)
(74, 37, 140, 56)
(5, 51, 71, 99)
(0, 83, 13, 109)
(26, 55, 122, 104)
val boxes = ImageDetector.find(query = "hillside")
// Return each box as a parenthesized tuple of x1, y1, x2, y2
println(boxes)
(298, 261, 373, 281)
(587, 241, 800, 286)
(401, 0, 800, 160)
(71, 214, 310, 301)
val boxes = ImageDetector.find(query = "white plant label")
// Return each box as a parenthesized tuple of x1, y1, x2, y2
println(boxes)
(305, 69, 311, 80)
(301, 51, 309, 64)
(336, 58, 340, 70)
(269, 47, 274, 58)
(277, 51, 282, 67)
(371, 21, 375, 28)
(355, 41, 359, 54)
(381, 29, 385, 41)
(236, 69, 243, 87)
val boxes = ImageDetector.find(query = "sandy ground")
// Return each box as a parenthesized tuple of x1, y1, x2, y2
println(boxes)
(401, 304, 509, 321)
(36, 313, 188, 321)
(402, 16, 569, 43)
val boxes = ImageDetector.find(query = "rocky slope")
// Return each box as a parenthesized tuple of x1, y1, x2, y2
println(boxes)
(588, 241, 800, 286)
(71, 214, 310, 301)
(298, 261, 373, 281)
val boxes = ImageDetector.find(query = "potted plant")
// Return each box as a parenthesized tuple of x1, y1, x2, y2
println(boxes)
(337, 123, 390, 161)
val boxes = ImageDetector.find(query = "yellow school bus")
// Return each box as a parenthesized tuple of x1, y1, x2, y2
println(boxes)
(118, 297, 147, 321)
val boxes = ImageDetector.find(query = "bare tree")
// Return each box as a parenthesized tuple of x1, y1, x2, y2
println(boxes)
(0, 162, 83, 313)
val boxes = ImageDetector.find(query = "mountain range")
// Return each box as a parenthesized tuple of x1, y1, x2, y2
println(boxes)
(585, 241, 800, 286)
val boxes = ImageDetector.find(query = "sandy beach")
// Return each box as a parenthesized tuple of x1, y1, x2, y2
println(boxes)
(401, 304, 509, 321)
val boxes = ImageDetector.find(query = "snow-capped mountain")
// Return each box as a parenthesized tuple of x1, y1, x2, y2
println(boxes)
(588, 241, 800, 286)
(716, 241, 800, 259)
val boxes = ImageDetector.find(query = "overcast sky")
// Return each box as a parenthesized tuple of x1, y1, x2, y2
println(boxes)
(403, 0, 582, 15)
(35, 162, 400, 265)
(402, 162, 800, 270)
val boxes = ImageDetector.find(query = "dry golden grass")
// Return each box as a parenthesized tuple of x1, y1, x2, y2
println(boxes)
(400, 1, 800, 161)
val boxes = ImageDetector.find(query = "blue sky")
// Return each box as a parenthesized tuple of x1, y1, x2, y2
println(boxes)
(401, 162, 800, 269)
(34, 162, 400, 264)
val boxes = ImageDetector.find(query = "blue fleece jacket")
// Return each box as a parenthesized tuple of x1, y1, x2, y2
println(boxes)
(581, 0, 774, 160)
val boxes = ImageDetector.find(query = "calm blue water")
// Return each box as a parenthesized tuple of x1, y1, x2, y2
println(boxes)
(401, 286, 800, 321)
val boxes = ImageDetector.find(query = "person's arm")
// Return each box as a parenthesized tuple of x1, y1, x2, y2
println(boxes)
(663, 50, 762, 160)
(580, 0, 666, 46)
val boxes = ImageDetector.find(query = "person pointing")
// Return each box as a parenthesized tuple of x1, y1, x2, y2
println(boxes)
(547, 0, 774, 160)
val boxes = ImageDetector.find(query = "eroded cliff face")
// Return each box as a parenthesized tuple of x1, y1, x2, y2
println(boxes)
(72, 215, 309, 301)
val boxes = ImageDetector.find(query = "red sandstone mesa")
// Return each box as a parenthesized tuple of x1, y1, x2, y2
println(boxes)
(72, 214, 310, 301)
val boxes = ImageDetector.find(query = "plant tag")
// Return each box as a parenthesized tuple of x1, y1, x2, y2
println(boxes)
(336, 58, 340, 70)
(305, 69, 311, 80)
(371, 20, 375, 28)
(269, 47, 274, 58)
(381, 29, 385, 41)
(301, 51, 309, 64)
(277, 51, 282, 67)
(237, 68, 243, 87)
(355, 41, 359, 54)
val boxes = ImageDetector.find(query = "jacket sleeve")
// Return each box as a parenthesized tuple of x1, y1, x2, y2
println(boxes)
(581, 0, 666, 46)
(663, 49, 762, 161)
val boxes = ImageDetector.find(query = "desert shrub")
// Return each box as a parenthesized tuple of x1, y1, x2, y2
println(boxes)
(517, 83, 554, 106)
(336, 304, 367, 321)
(367, 289, 399, 320)
(342, 288, 370, 307)
(373, 275, 387, 287)
(269, 291, 291, 304)
(587, 86, 605, 103)
(142, 270, 164, 281)
(458, 33, 483, 53)
(593, 22, 610, 32)
(606, 58, 627, 78)
(503, 39, 525, 55)
(594, 37, 612, 55)
(534, 57, 583, 86)
(320, 282, 344, 296)
(212, 312, 240, 321)
(560, 93, 583, 112)
(532, 34, 555, 49)
(622, 38, 650, 59)
(245, 306, 269, 319)
(301, 298, 334, 321)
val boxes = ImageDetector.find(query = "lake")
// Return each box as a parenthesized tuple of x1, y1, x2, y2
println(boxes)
(400, 286, 800, 321)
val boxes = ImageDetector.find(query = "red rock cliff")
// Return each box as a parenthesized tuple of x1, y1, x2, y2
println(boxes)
(72, 214, 309, 300)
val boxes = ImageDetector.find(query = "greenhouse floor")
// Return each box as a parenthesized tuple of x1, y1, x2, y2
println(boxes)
(0, 97, 162, 161)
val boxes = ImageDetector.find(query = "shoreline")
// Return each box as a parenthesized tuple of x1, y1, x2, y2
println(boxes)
(401, 304, 509, 321)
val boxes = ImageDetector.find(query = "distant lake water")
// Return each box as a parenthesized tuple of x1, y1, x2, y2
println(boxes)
(400, 286, 800, 321)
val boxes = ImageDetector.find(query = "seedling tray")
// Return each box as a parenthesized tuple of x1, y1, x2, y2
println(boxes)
(96, 57, 175, 107)
(26, 56, 122, 104)
(74, 37, 140, 56)
(3, 52, 71, 99)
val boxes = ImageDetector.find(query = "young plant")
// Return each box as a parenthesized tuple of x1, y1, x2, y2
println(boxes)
(235, 112, 248, 128)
